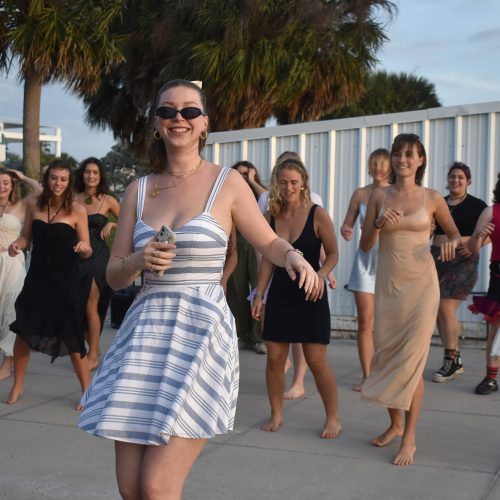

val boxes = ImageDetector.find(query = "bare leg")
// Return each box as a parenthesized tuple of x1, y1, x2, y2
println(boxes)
(393, 377, 425, 466)
(115, 441, 146, 500)
(262, 341, 289, 432)
(353, 291, 374, 391)
(141, 436, 206, 500)
(3, 336, 30, 404)
(85, 279, 102, 371)
(486, 320, 500, 368)
(70, 353, 90, 411)
(0, 355, 13, 381)
(372, 408, 404, 447)
(302, 343, 341, 438)
(283, 343, 307, 400)
(436, 298, 462, 351)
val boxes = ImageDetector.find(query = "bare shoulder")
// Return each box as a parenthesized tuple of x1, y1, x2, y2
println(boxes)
(72, 201, 88, 217)
(426, 188, 444, 204)
(314, 205, 331, 221)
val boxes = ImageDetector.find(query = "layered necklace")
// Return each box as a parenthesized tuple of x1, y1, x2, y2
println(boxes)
(150, 158, 203, 199)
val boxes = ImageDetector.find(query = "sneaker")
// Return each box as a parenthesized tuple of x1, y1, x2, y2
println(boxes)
(254, 342, 267, 355)
(474, 377, 499, 395)
(432, 357, 464, 383)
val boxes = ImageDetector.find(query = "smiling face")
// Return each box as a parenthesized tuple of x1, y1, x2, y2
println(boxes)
(83, 163, 101, 189)
(0, 173, 13, 202)
(155, 85, 208, 150)
(48, 167, 70, 198)
(447, 168, 470, 197)
(369, 155, 391, 182)
(277, 167, 304, 203)
(391, 144, 424, 183)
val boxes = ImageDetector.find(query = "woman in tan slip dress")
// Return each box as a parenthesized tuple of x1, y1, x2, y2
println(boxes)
(360, 134, 460, 466)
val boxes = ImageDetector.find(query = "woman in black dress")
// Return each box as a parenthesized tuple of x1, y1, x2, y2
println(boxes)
(75, 158, 120, 370)
(252, 156, 341, 438)
(4, 159, 92, 409)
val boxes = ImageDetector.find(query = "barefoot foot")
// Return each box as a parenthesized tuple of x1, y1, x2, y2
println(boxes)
(372, 425, 404, 447)
(283, 385, 305, 400)
(0, 358, 13, 381)
(352, 380, 364, 392)
(3, 386, 23, 404)
(393, 442, 416, 466)
(320, 418, 342, 439)
(261, 416, 282, 432)
(87, 356, 100, 371)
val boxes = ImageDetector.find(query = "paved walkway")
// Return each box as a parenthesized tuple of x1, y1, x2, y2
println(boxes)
(1, 326, 499, 500)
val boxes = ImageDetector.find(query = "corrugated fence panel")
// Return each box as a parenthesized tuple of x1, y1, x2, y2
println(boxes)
(206, 101, 500, 338)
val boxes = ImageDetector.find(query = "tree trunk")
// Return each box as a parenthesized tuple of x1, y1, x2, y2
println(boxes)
(23, 70, 43, 179)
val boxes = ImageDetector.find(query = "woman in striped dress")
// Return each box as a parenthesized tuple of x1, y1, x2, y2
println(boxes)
(78, 79, 318, 500)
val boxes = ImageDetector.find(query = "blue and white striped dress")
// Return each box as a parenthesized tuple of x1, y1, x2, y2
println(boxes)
(78, 167, 239, 445)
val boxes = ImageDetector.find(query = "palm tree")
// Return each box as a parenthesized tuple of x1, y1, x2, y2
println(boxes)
(0, 1, 124, 178)
(84, 0, 396, 156)
(321, 71, 441, 120)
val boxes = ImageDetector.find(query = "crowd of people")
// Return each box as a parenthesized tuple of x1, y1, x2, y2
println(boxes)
(0, 79, 497, 497)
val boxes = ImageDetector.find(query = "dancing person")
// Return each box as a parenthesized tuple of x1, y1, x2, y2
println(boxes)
(341, 148, 391, 391)
(77, 79, 318, 500)
(227, 161, 267, 354)
(252, 155, 341, 438)
(467, 175, 500, 395)
(431, 162, 487, 383)
(258, 151, 336, 399)
(75, 157, 120, 370)
(0, 168, 42, 380)
(360, 133, 460, 466)
(4, 159, 92, 408)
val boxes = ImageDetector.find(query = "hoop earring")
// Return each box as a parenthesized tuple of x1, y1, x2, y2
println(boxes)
(153, 129, 161, 140)
(200, 130, 208, 141)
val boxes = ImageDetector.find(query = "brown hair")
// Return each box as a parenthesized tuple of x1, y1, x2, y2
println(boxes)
(37, 159, 74, 214)
(269, 152, 311, 216)
(148, 79, 208, 174)
(0, 167, 21, 204)
(389, 134, 427, 185)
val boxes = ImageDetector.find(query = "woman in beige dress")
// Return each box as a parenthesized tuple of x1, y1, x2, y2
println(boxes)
(360, 134, 460, 466)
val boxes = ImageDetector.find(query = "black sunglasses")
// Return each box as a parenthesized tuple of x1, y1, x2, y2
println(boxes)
(155, 106, 205, 120)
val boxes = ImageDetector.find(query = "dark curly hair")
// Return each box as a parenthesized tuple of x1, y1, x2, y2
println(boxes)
(389, 133, 427, 186)
(148, 79, 208, 174)
(37, 159, 74, 214)
(75, 157, 109, 196)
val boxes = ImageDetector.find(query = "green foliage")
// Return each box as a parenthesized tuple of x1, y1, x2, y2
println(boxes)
(321, 71, 441, 120)
(83, 0, 396, 156)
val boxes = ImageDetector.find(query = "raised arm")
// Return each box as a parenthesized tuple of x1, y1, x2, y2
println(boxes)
(340, 188, 362, 241)
(467, 206, 494, 255)
(229, 172, 318, 293)
(8, 199, 34, 256)
(432, 190, 461, 261)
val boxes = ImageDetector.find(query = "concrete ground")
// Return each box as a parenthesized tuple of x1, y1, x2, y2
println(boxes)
(1, 325, 499, 500)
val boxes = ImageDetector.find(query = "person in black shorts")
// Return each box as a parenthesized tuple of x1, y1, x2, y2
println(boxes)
(431, 162, 488, 382)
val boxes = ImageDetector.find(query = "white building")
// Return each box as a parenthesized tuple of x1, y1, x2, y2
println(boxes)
(0, 120, 62, 162)
(206, 101, 500, 341)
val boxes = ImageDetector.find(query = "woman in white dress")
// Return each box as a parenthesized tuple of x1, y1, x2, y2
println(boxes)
(0, 167, 41, 380)
(78, 79, 318, 500)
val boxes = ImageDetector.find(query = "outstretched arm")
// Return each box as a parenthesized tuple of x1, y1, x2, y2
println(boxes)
(467, 206, 494, 255)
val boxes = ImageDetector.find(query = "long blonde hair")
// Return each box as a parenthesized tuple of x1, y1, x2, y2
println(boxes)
(269, 152, 311, 217)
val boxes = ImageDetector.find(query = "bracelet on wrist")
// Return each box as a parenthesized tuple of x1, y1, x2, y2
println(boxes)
(373, 218, 385, 229)
(284, 247, 304, 262)
(116, 253, 141, 279)
(254, 292, 263, 300)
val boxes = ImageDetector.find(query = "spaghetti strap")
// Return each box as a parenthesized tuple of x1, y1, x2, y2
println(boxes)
(205, 167, 230, 212)
(137, 177, 147, 220)
(96, 194, 106, 214)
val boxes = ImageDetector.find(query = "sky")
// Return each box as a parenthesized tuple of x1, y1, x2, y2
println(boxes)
(1, 0, 500, 162)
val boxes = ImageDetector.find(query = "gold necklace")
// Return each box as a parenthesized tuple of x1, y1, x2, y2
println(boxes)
(150, 158, 203, 198)
(84, 192, 94, 205)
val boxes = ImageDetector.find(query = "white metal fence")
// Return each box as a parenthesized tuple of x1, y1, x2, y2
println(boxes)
(206, 101, 500, 339)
